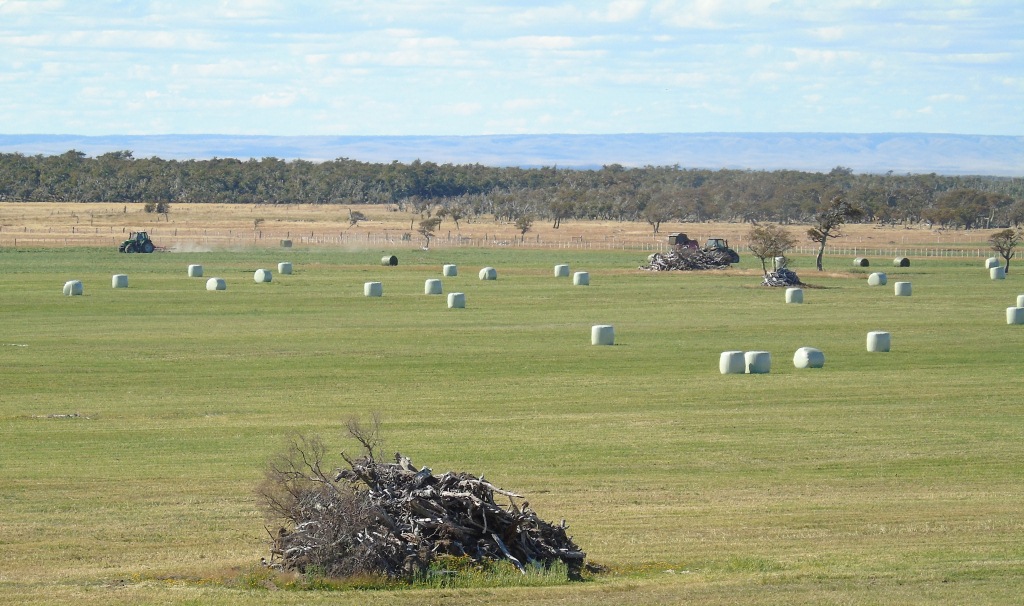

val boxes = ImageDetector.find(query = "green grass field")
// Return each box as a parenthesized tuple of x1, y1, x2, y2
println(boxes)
(1, 246, 1022, 605)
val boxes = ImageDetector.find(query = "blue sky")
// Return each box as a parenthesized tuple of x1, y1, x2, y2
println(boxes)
(1, 1, 1021, 136)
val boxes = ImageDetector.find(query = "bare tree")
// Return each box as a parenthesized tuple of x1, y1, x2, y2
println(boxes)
(747, 224, 798, 275)
(990, 228, 1021, 274)
(807, 195, 863, 271)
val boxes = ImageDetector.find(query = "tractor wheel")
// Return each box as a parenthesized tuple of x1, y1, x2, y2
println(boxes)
(124, 243, 135, 253)
(142, 241, 155, 253)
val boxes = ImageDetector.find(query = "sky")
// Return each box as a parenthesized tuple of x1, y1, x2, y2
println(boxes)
(1, 1, 1021, 137)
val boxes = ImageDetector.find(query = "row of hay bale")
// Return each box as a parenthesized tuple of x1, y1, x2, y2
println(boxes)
(63, 261, 296, 296)
(718, 332, 894, 375)
(852, 257, 911, 268)
(782, 277, 912, 305)
(363, 263, 591, 310)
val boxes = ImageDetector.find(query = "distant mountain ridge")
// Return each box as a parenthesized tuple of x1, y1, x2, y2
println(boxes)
(1, 133, 1021, 176)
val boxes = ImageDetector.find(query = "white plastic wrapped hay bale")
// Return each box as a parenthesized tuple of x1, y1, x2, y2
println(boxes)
(853, 257, 869, 267)
(479, 267, 497, 280)
(206, 277, 226, 291)
(1007, 307, 1024, 325)
(990, 266, 1006, 280)
(591, 324, 614, 345)
(793, 347, 825, 369)
(188, 264, 203, 277)
(868, 272, 887, 286)
(774, 256, 787, 269)
(573, 271, 590, 286)
(744, 351, 771, 374)
(1018, 294, 1024, 308)
(443, 264, 458, 277)
(554, 264, 570, 277)
(364, 281, 383, 297)
(867, 331, 890, 352)
(785, 287, 803, 304)
(278, 262, 293, 275)
(894, 257, 910, 267)
(894, 281, 911, 296)
(424, 278, 443, 294)
(985, 257, 1000, 269)
(63, 280, 83, 296)
(254, 269, 272, 283)
(447, 292, 466, 309)
(719, 351, 745, 374)
(111, 274, 128, 288)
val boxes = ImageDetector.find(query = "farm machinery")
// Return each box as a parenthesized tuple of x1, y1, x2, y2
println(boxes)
(667, 233, 740, 264)
(118, 231, 157, 253)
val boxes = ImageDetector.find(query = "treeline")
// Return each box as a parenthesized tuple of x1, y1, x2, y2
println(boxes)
(1, 150, 1023, 229)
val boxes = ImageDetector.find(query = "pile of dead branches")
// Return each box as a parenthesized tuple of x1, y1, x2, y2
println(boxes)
(762, 268, 803, 287)
(640, 248, 732, 271)
(259, 436, 586, 581)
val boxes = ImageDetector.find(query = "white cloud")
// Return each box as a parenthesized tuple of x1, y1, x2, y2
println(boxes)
(0, 0, 1020, 136)
(591, 0, 647, 23)
(252, 92, 297, 109)
(445, 102, 482, 116)
(927, 93, 967, 103)
(810, 26, 845, 42)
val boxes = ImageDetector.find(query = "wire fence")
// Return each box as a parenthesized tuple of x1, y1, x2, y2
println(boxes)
(0, 225, 999, 258)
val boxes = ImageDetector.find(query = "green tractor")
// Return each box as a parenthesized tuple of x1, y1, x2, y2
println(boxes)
(703, 237, 741, 264)
(119, 231, 156, 253)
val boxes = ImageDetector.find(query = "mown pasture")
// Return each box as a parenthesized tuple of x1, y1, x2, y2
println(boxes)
(1, 245, 1022, 605)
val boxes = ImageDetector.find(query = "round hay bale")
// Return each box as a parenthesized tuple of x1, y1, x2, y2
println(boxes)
(206, 277, 226, 291)
(188, 264, 203, 277)
(479, 267, 497, 280)
(1017, 294, 1024, 308)
(867, 331, 890, 352)
(111, 274, 128, 288)
(719, 351, 745, 374)
(985, 257, 1000, 269)
(364, 281, 383, 297)
(278, 262, 293, 275)
(591, 324, 615, 346)
(573, 271, 590, 286)
(62, 280, 83, 296)
(381, 255, 398, 267)
(894, 281, 911, 296)
(744, 351, 771, 374)
(443, 264, 458, 277)
(793, 347, 825, 369)
(280, 239, 292, 248)
(894, 257, 910, 267)
(1007, 307, 1024, 325)
(424, 278, 443, 295)
(868, 272, 888, 286)
(990, 266, 1006, 280)
(447, 292, 466, 309)
(554, 264, 570, 277)
(853, 257, 869, 267)
(254, 269, 272, 283)
(785, 287, 803, 304)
